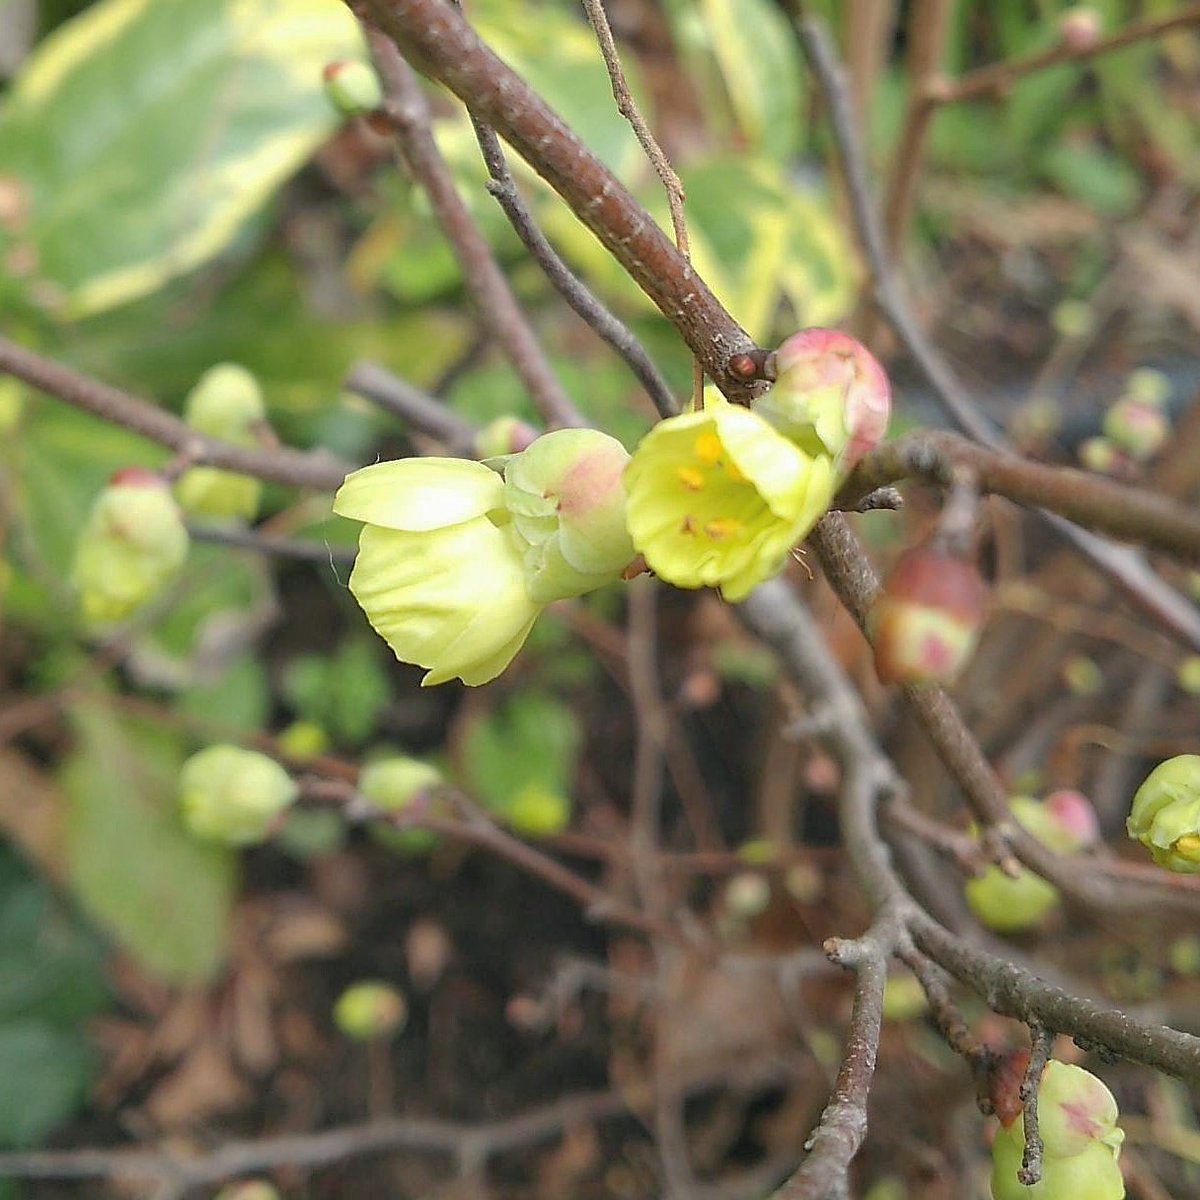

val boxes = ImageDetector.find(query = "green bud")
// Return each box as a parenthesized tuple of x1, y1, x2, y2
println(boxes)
(277, 720, 330, 763)
(502, 782, 570, 837)
(1127, 754, 1200, 872)
(1176, 656, 1200, 695)
(475, 416, 539, 458)
(1102, 396, 1168, 461)
(179, 745, 297, 845)
(1036, 1061, 1122, 1158)
(72, 470, 189, 626)
(359, 756, 443, 812)
(183, 364, 264, 439)
(722, 871, 771, 919)
(991, 1125, 1124, 1199)
(1061, 655, 1103, 696)
(322, 60, 384, 117)
(1078, 437, 1125, 476)
(1051, 299, 1093, 339)
(1169, 935, 1200, 977)
(174, 466, 261, 522)
(1125, 368, 1170, 407)
(881, 973, 928, 1022)
(333, 980, 407, 1040)
(503, 428, 635, 603)
(214, 1183, 281, 1200)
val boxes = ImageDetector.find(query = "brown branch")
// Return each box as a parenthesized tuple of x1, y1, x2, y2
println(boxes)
(845, 430, 1200, 563)
(0, 336, 349, 491)
(188, 524, 355, 566)
(356, 0, 762, 402)
(944, 3, 1200, 103)
(364, 27, 585, 429)
(344, 360, 478, 452)
(796, 14, 1200, 652)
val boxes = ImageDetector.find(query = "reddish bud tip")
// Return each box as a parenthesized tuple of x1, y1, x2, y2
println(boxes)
(322, 61, 344, 83)
(990, 1049, 1031, 1129)
(110, 466, 166, 489)
(1060, 7, 1102, 51)
(728, 352, 759, 379)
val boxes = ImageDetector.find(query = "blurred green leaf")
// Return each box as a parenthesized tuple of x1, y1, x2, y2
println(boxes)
(0, 1023, 94, 1148)
(695, 0, 802, 162)
(462, 692, 580, 823)
(61, 703, 236, 983)
(1038, 140, 1142, 217)
(178, 654, 271, 730)
(0, 0, 362, 318)
(282, 636, 391, 746)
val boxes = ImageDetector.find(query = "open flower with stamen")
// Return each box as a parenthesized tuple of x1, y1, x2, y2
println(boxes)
(1127, 754, 1200, 872)
(624, 394, 837, 603)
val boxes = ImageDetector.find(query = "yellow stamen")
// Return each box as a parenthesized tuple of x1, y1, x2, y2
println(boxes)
(725, 460, 746, 484)
(679, 515, 699, 536)
(693, 431, 723, 466)
(704, 518, 742, 540)
(1174, 834, 1200, 860)
(676, 466, 705, 491)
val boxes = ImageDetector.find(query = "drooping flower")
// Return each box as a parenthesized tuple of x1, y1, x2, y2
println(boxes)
(334, 430, 636, 686)
(623, 393, 837, 603)
(753, 328, 891, 471)
(72, 467, 190, 626)
(1127, 754, 1200, 872)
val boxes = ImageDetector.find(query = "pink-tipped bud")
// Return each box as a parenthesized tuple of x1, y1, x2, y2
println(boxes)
(755, 328, 891, 470)
(1078, 436, 1128, 476)
(1102, 397, 1169, 461)
(110, 465, 166, 489)
(1059, 6, 1103, 51)
(869, 544, 986, 686)
(322, 60, 383, 117)
(1044, 789, 1101, 850)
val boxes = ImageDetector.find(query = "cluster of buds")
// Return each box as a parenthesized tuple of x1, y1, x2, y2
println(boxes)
(1127, 754, 1200, 873)
(869, 541, 987, 687)
(990, 1055, 1125, 1199)
(624, 328, 889, 604)
(72, 467, 189, 627)
(179, 745, 298, 846)
(174, 363, 268, 522)
(335, 428, 634, 686)
(966, 792, 1099, 932)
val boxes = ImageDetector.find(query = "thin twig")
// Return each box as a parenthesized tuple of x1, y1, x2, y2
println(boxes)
(344, 360, 478, 452)
(356, 0, 762, 402)
(188, 524, 355, 566)
(0, 336, 349, 491)
(364, 27, 585, 429)
(945, 3, 1200, 103)
(796, 14, 1200, 652)
(1018, 1024, 1053, 1186)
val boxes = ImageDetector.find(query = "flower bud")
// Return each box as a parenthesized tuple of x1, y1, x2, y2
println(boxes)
(277, 720, 330, 763)
(1042, 790, 1100, 851)
(1059, 6, 1102, 51)
(1061, 655, 1103, 696)
(753, 328, 890, 469)
(1078, 437, 1126, 476)
(1126, 367, 1170, 408)
(502, 782, 571, 837)
(72, 470, 189, 626)
(359, 756, 443, 813)
(174, 467, 261, 522)
(322, 59, 384, 117)
(869, 544, 986, 686)
(723, 871, 772, 920)
(965, 797, 1066, 932)
(179, 745, 297, 846)
(1127, 754, 1200, 872)
(333, 980, 407, 1040)
(475, 415, 539, 458)
(504, 428, 635, 603)
(881, 973, 928, 1022)
(1102, 397, 1168, 461)
(183, 364, 265, 439)
(990, 1060, 1124, 1200)
(1176, 656, 1200, 695)
(215, 1183, 281, 1200)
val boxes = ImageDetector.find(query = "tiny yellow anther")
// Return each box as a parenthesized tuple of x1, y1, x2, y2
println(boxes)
(703, 518, 742, 540)
(693, 431, 723, 465)
(676, 466, 705, 491)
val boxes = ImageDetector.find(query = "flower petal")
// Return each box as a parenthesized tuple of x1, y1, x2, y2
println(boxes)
(334, 458, 504, 531)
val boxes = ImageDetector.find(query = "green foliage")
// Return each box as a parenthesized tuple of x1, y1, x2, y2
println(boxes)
(61, 703, 236, 983)
(0, 0, 363, 318)
(0, 849, 108, 1148)
(462, 692, 580, 831)
(282, 636, 392, 747)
